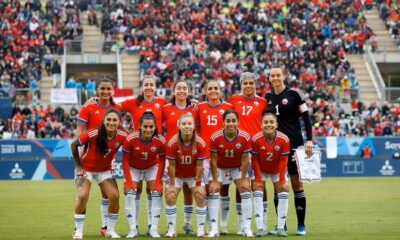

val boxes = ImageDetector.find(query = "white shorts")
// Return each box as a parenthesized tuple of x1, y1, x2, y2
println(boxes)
(211, 167, 245, 185)
(175, 177, 204, 189)
(262, 172, 287, 184)
(75, 170, 114, 184)
(129, 165, 158, 182)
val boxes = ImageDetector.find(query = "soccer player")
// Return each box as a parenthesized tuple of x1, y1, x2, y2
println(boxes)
(252, 112, 290, 237)
(208, 109, 254, 237)
(77, 78, 123, 236)
(121, 75, 167, 233)
(122, 112, 166, 238)
(154, 80, 198, 235)
(196, 80, 232, 237)
(228, 72, 267, 234)
(164, 114, 207, 238)
(71, 109, 127, 239)
(265, 65, 313, 235)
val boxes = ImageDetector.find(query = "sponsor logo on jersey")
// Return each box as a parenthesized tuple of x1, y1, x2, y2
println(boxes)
(203, 110, 207, 113)
(282, 98, 288, 105)
(151, 146, 157, 152)
(274, 145, 281, 151)
(219, 144, 224, 148)
(95, 110, 100, 114)
(134, 147, 140, 150)
(9, 163, 25, 179)
(261, 146, 266, 150)
(380, 160, 395, 176)
(236, 143, 241, 149)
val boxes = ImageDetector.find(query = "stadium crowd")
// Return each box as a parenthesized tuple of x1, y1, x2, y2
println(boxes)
(100, 0, 372, 101)
(0, 0, 82, 97)
(378, 0, 400, 46)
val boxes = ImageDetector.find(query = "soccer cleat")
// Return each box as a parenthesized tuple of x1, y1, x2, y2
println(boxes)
(243, 228, 254, 237)
(101, 226, 107, 236)
(105, 230, 121, 238)
(126, 228, 139, 238)
(255, 229, 267, 237)
(149, 228, 161, 238)
(164, 228, 177, 238)
(72, 231, 82, 239)
(269, 225, 287, 235)
(220, 226, 228, 235)
(196, 227, 205, 238)
(207, 229, 220, 238)
(183, 223, 194, 235)
(297, 225, 306, 236)
(277, 228, 288, 237)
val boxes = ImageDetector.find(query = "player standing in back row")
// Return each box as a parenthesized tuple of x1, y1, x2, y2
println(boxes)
(265, 65, 313, 236)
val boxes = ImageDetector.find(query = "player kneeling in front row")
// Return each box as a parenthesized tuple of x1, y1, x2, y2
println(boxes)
(208, 109, 254, 237)
(164, 114, 208, 238)
(122, 112, 165, 238)
(252, 112, 290, 237)
(71, 109, 126, 239)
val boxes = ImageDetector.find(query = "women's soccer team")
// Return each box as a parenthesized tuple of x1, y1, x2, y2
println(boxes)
(71, 67, 312, 239)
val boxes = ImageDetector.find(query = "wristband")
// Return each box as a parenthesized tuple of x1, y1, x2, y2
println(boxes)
(195, 180, 201, 186)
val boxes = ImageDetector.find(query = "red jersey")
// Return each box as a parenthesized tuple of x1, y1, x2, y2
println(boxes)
(162, 103, 198, 142)
(122, 131, 166, 189)
(79, 129, 127, 172)
(166, 134, 207, 178)
(228, 94, 267, 137)
(251, 131, 290, 184)
(78, 102, 123, 131)
(210, 129, 252, 169)
(197, 101, 232, 158)
(121, 97, 167, 132)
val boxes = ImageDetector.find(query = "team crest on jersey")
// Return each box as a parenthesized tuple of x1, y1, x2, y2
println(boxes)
(282, 98, 288, 105)
(254, 101, 259, 106)
(274, 145, 281, 151)
(236, 143, 241, 149)
(219, 109, 225, 114)
(171, 112, 175, 116)
(115, 143, 120, 148)
(155, 103, 160, 109)
(151, 146, 157, 152)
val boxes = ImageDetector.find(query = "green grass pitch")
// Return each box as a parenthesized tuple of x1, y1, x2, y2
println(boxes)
(1, 177, 399, 239)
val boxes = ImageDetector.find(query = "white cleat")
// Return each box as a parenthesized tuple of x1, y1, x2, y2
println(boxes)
(72, 231, 82, 240)
(148, 228, 161, 238)
(196, 228, 205, 238)
(164, 229, 177, 238)
(243, 228, 254, 237)
(106, 230, 121, 238)
(207, 229, 220, 238)
(126, 228, 138, 238)
(220, 226, 228, 235)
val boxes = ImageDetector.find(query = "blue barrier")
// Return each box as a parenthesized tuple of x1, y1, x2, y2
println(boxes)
(1, 138, 399, 180)
(0, 157, 399, 180)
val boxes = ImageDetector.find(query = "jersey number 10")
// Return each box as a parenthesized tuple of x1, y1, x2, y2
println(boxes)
(180, 155, 192, 165)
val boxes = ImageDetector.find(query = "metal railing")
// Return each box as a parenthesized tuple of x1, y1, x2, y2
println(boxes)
(365, 49, 386, 105)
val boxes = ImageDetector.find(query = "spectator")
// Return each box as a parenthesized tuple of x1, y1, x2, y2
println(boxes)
(51, 60, 62, 87)
(66, 76, 77, 88)
(383, 122, 393, 136)
(361, 143, 373, 158)
(392, 145, 400, 159)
